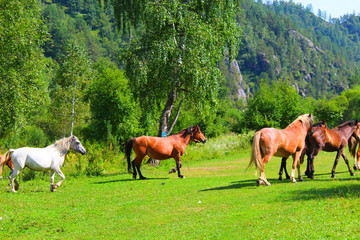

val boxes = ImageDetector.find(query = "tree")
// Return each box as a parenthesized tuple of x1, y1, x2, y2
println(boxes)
(244, 79, 305, 130)
(102, 0, 241, 136)
(84, 59, 142, 145)
(50, 40, 93, 137)
(0, 0, 48, 136)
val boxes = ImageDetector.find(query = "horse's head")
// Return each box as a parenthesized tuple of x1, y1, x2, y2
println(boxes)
(191, 125, 207, 143)
(352, 121, 360, 141)
(70, 136, 87, 155)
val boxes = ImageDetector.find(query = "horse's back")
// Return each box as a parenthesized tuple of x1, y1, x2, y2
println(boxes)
(259, 127, 304, 156)
(12, 147, 53, 170)
(134, 136, 176, 160)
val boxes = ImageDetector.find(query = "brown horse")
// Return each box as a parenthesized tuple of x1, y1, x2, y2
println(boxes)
(278, 121, 327, 181)
(348, 123, 360, 170)
(305, 120, 360, 179)
(248, 114, 313, 186)
(0, 151, 19, 190)
(125, 125, 207, 180)
(0, 150, 15, 176)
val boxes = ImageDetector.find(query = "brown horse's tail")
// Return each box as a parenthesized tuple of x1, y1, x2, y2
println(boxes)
(0, 149, 14, 177)
(247, 132, 264, 171)
(125, 139, 135, 173)
(348, 136, 358, 158)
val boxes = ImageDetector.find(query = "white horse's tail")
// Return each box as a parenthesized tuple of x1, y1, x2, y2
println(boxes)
(0, 149, 14, 177)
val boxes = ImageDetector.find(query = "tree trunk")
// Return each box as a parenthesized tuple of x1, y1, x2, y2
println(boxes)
(148, 88, 178, 167)
(157, 88, 177, 137)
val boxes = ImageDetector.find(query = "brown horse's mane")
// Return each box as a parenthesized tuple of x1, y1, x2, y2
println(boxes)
(180, 127, 193, 138)
(313, 121, 327, 128)
(336, 120, 356, 129)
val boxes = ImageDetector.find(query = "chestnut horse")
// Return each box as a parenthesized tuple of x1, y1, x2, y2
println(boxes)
(0, 151, 19, 191)
(0, 150, 15, 176)
(278, 121, 327, 181)
(125, 125, 207, 180)
(348, 124, 360, 170)
(248, 114, 313, 186)
(305, 121, 360, 179)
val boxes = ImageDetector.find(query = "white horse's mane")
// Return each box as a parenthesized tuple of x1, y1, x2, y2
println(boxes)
(287, 114, 312, 129)
(46, 136, 75, 156)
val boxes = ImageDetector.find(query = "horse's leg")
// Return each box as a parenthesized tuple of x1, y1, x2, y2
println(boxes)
(50, 168, 66, 192)
(175, 157, 184, 178)
(297, 161, 303, 181)
(355, 147, 360, 170)
(50, 171, 56, 192)
(278, 157, 290, 180)
(331, 151, 342, 178)
(133, 156, 146, 180)
(308, 148, 320, 179)
(341, 150, 355, 176)
(9, 168, 21, 193)
(258, 155, 271, 186)
(290, 152, 301, 183)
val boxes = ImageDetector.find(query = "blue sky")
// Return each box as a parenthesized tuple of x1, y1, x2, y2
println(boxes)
(284, 0, 359, 19)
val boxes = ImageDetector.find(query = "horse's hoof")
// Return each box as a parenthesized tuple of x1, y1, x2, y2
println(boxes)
(298, 177, 304, 182)
(11, 189, 17, 193)
(353, 166, 358, 171)
(291, 178, 297, 183)
(50, 184, 57, 192)
(351, 172, 355, 176)
(331, 175, 335, 178)
(286, 176, 290, 180)
(256, 179, 261, 186)
(265, 181, 271, 186)
(140, 176, 147, 180)
(169, 168, 176, 174)
(278, 176, 283, 181)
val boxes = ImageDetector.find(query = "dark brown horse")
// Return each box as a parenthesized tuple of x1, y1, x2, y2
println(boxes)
(348, 123, 360, 170)
(125, 125, 207, 180)
(278, 121, 327, 181)
(248, 114, 313, 186)
(305, 120, 360, 179)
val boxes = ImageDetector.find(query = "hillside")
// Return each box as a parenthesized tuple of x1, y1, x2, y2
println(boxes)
(231, 0, 360, 100)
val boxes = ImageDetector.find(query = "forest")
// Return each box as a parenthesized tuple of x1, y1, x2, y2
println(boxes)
(1, 0, 360, 153)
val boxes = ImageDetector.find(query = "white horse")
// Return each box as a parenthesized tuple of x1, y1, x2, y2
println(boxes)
(5, 135, 86, 193)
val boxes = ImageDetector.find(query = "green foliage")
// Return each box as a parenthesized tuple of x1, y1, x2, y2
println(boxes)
(244, 79, 305, 130)
(0, 0, 48, 135)
(237, 0, 360, 99)
(84, 59, 142, 144)
(50, 40, 93, 137)
(313, 96, 348, 127)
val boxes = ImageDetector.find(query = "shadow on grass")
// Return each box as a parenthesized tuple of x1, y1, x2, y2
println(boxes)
(285, 183, 360, 201)
(93, 177, 170, 184)
(199, 178, 288, 191)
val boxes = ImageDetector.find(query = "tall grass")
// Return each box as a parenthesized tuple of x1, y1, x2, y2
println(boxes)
(183, 131, 254, 162)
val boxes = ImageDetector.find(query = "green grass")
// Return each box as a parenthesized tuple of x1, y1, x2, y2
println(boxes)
(1, 149, 360, 239)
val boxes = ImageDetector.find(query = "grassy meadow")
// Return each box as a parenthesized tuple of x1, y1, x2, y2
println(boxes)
(1, 135, 360, 239)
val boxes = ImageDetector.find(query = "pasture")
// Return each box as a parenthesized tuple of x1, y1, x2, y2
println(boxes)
(1, 144, 360, 239)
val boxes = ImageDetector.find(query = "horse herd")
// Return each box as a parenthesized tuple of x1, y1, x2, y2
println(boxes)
(1, 116, 360, 192)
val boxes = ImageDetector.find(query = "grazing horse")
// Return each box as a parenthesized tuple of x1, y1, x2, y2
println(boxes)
(278, 121, 327, 181)
(6, 136, 86, 193)
(125, 125, 207, 180)
(305, 121, 359, 179)
(248, 114, 313, 186)
(348, 123, 360, 170)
